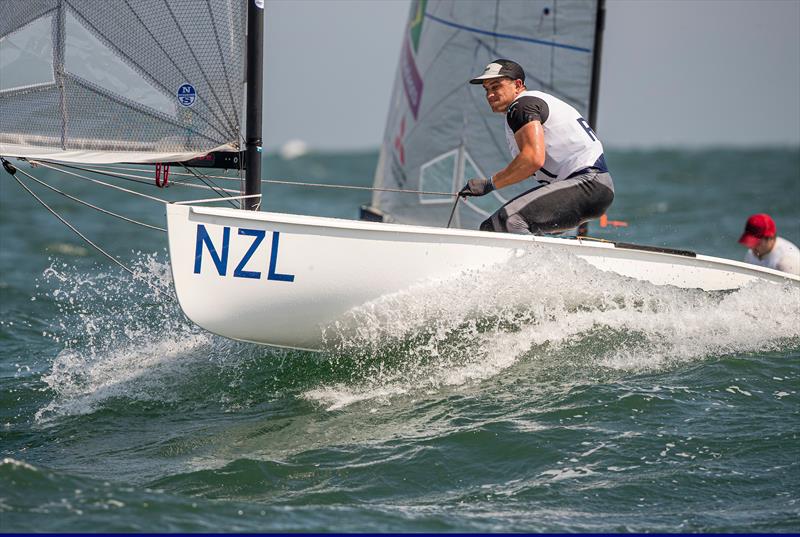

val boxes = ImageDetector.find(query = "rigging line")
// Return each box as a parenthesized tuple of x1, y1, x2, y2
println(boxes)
(10, 171, 135, 276)
(238, 134, 246, 195)
(30, 160, 239, 195)
(167, 180, 239, 194)
(257, 179, 459, 197)
(53, 162, 182, 186)
(89, 164, 243, 182)
(38, 161, 458, 197)
(135, 172, 459, 197)
(179, 164, 239, 208)
(30, 161, 168, 204)
(36, 162, 240, 197)
(15, 167, 166, 233)
(228, 177, 461, 197)
(67, 163, 242, 194)
(83, 164, 180, 174)
(90, 168, 459, 197)
(446, 195, 461, 228)
(65, 163, 181, 190)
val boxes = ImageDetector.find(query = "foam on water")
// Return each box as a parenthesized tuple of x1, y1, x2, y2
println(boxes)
(307, 245, 800, 410)
(35, 253, 229, 422)
(33, 246, 800, 419)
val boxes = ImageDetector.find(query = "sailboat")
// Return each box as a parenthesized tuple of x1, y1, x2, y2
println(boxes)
(2, 1, 797, 351)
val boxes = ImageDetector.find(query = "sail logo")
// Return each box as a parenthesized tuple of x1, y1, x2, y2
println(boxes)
(193, 224, 295, 282)
(177, 83, 197, 107)
(401, 39, 423, 119)
(408, 0, 427, 52)
(393, 117, 406, 165)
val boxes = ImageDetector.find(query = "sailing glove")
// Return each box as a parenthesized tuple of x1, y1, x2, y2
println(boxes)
(459, 178, 495, 197)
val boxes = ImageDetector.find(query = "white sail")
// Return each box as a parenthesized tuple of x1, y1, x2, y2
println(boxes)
(368, 0, 602, 229)
(0, 0, 246, 164)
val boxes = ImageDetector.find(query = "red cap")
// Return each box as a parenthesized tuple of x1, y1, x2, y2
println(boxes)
(738, 213, 776, 248)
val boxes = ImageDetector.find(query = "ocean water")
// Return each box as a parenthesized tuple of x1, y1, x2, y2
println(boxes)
(1, 148, 799, 532)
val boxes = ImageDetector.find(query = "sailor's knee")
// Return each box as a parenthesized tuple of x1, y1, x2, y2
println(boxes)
(480, 208, 508, 232)
(505, 213, 530, 234)
(587, 188, 615, 220)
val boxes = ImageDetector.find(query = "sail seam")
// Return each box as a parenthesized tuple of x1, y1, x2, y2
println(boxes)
(424, 13, 592, 53)
(0, 82, 59, 98)
(54, 1, 67, 150)
(0, 7, 57, 40)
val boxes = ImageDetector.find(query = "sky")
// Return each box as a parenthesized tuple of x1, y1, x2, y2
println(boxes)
(262, 0, 800, 152)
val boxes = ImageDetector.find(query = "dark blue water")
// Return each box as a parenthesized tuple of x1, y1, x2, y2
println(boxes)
(1, 148, 799, 532)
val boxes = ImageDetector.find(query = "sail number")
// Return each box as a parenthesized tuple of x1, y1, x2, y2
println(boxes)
(576, 117, 597, 142)
(193, 224, 295, 282)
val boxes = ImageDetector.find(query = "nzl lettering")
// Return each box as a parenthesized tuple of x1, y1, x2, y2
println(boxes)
(193, 224, 295, 282)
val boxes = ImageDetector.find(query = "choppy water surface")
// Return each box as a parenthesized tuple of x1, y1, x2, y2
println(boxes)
(1, 149, 799, 532)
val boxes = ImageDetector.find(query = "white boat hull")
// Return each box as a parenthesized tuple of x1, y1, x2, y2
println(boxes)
(166, 205, 799, 350)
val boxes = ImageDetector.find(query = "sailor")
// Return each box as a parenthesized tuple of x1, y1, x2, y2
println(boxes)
(738, 213, 800, 276)
(459, 59, 614, 234)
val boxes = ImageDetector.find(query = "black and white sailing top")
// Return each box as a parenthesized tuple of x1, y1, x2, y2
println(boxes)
(504, 90, 604, 182)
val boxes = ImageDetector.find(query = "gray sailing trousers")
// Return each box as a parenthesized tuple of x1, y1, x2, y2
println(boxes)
(480, 171, 615, 234)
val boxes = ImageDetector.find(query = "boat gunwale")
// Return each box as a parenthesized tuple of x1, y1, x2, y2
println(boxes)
(169, 204, 800, 284)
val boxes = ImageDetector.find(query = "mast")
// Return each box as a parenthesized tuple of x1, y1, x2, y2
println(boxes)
(588, 0, 606, 130)
(244, 0, 264, 210)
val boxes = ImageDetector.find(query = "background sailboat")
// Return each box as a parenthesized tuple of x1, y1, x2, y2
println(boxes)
(365, 0, 604, 230)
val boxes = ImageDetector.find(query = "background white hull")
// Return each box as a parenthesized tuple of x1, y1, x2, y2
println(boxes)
(166, 205, 798, 350)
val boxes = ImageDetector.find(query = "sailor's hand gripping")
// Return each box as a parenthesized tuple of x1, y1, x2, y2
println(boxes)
(459, 178, 495, 197)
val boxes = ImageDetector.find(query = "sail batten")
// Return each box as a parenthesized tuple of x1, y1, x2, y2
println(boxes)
(0, 0, 247, 164)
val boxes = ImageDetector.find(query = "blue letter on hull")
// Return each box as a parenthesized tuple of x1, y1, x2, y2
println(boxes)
(268, 232, 295, 282)
(234, 229, 266, 279)
(194, 224, 229, 275)
(193, 225, 295, 283)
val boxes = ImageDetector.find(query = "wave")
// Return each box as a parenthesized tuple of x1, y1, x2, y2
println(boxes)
(36, 253, 251, 422)
(34, 247, 800, 419)
(0, 457, 241, 532)
(309, 245, 800, 409)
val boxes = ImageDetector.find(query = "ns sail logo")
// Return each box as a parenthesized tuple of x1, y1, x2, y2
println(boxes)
(177, 83, 197, 107)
